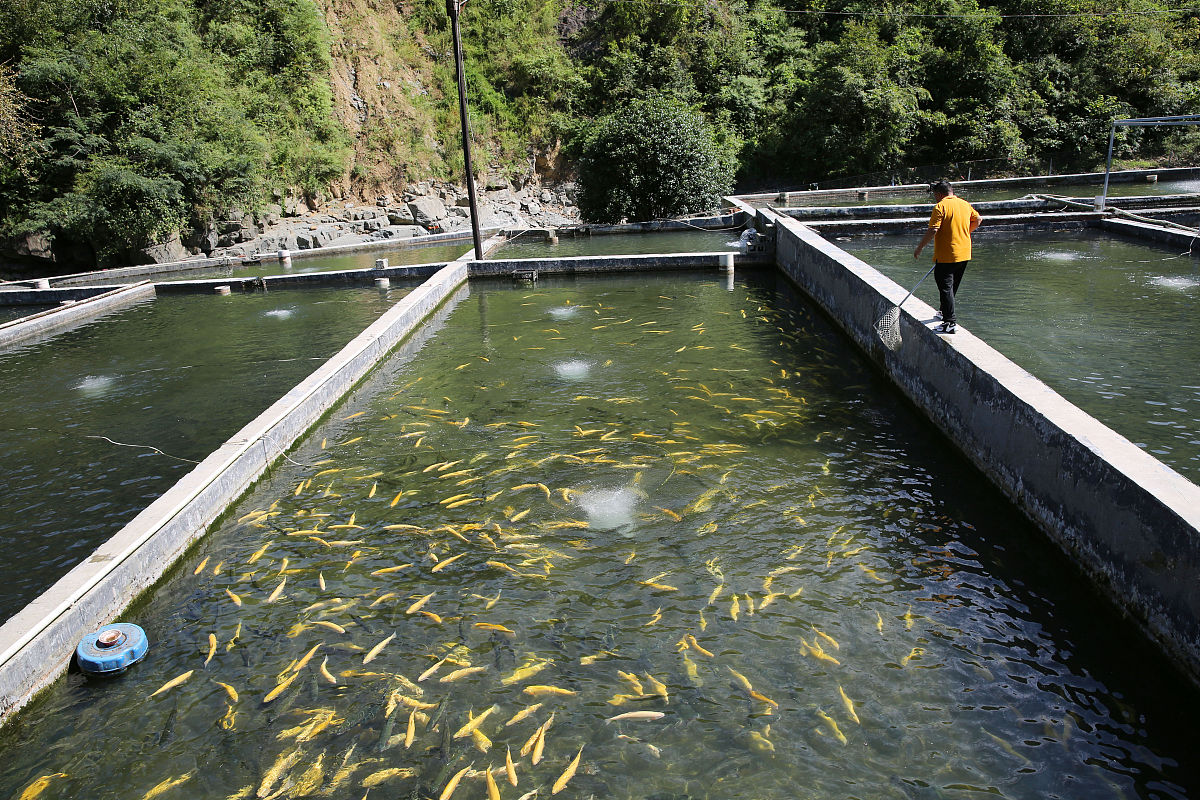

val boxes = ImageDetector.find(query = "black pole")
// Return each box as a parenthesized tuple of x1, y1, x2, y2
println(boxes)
(447, 0, 484, 260)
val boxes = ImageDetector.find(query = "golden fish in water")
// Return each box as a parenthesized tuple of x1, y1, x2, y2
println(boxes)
(726, 666, 753, 692)
(204, 634, 217, 666)
(19, 773, 67, 800)
(454, 705, 498, 739)
(506, 746, 518, 786)
(149, 670, 194, 698)
(363, 633, 395, 665)
(501, 659, 551, 686)
(215, 681, 239, 703)
(901, 646, 923, 667)
(441, 666, 487, 683)
(643, 672, 669, 703)
(730, 595, 740, 621)
(681, 652, 702, 686)
(266, 578, 286, 604)
(472, 727, 493, 753)
(318, 657, 337, 685)
(227, 621, 242, 651)
(875, 611, 885, 634)
(294, 642, 323, 673)
(140, 771, 194, 800)
(194, 556, 210, 576)
(838, 685, 860, 724)
(504, 702, 543, 727)
(812, 625, 840, 651)
(439, 765, 471, 800)
(687, 635, 713, 657)
(644, 607, 663, 627)
(551, 745, 584, 795)
(220, 704, 237, 731)
(257, 746, 302, 798)
(485, 765, 501, 800)
(749, 690, 779, 709)
(523, 684, 575, 697)
(363, 767, 416, 787)
(419, 657, 448, 682)
(748, 730, 775, 754)
(618, 670, 645, 695)
(225, 589, 243, 607)
(406, 593, 435, 614)
(606, 711, 666, 723)
(530, 723, 548, 765)
(817, 709, 848, 745)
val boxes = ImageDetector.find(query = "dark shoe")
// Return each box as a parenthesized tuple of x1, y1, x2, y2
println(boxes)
(934, 322, 956, 334)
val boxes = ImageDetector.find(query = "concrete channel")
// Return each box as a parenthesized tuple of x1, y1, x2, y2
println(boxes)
(765, 208, 1200, 687)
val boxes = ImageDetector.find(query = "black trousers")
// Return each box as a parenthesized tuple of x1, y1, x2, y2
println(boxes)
(934, 260, 968, 325)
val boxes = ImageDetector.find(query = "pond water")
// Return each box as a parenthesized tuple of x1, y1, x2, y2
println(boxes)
(492, 230, 745, 259)
(750, 177, 1200, 208)
(838, 229, 1200, 483)
(0, 287, 408, 623)
(0, 305, 48, 324)
(3, 271, 1197, 800)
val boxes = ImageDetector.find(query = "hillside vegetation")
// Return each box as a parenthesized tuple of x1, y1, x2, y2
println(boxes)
(1, 0, 1198, 266)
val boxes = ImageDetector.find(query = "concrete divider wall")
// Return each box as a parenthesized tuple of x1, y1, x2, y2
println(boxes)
(471, 251, 770, 278)
(1101, 217, 1200, 249)
(0, 282, 155, 349)
(0, 262, 470, 725)
(769, 211, 1200, 683)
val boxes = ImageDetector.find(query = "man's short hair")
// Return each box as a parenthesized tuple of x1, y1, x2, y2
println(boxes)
(930, 179, 952, 196)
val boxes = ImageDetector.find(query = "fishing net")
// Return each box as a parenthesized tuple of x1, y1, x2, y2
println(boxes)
(874, 305, 903, 351)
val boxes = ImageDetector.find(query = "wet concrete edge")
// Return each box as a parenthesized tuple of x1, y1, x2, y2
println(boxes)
(0, 282, 156, 350)
(768, 209, 1200, 685)
(0, 261, 471, 726)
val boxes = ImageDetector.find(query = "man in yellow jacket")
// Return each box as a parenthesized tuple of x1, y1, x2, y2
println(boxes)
(913, 179, 982, 334)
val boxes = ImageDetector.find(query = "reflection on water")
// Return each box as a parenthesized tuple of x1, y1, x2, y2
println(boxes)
(2, 272, 1197, 799)
(840, 229, 1200, 481)
(0, 288, 408, 622)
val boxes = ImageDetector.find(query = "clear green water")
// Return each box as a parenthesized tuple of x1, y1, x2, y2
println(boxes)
(757, 177, 1200, 208)
(839, 229, 1200, 483)
(492, 230, 744, 259)
(3, 272, 1197, 800)
(0, 287, 406, 622)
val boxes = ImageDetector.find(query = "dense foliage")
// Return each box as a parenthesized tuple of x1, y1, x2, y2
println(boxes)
(1, 0, 1198, 266)
(577, 96, 735, 222)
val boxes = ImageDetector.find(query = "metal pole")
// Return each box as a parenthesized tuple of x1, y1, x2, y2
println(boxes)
(447, 0, 484, 260)
(1101, 122, 1116, 210)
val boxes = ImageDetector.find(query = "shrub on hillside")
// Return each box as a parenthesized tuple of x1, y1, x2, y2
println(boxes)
(576, 96, 735, 224)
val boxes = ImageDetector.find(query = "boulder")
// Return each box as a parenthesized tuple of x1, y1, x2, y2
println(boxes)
(485, 175, 510, 191)
(391, 225, 425, 239)
(539, 190, 555, 204)
(138, 233, 189, 264)
(407, 197, 447, 227)
(387, 208, 417, 226)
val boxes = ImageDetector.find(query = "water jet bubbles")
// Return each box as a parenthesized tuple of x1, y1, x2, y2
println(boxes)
(75, 375, 116, 396)
(575, 487, 640, 532)
(554, 360, 593, 381)
(1149, 276, 1200, 291)
(548, 306, 579, 320)
(263, 308, 296, 319)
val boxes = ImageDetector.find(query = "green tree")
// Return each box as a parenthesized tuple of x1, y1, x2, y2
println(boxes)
(576, 95, 735, 223)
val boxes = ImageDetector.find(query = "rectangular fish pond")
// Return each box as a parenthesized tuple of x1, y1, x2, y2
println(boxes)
(836, 228, 1200, 484)
(3, 270, 1198, 799)
(491, 230, 746, 260)
(0, 286, 413, 624)
(58, 241, 472, 287)
(749, 176, 1200, 208)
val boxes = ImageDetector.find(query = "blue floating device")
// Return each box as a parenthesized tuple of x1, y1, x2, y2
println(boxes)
(76, 623, 149, 676)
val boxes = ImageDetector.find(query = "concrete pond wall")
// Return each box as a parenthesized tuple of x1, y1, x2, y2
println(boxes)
(767, 210, 1200, 685)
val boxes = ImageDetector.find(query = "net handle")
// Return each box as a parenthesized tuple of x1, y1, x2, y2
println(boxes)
(898, 263, 938, 310)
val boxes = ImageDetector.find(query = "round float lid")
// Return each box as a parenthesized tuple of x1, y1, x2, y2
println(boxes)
(76, 623, 148, 675)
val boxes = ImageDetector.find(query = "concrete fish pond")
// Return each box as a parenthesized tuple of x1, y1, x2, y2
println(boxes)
(491, 230, 746, 259)
(0, 286, 412, 623)
(3, 272, 1198, 799)
(836, 228, 1200, 483)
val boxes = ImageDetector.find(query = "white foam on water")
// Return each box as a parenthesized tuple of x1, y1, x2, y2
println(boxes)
(1033, 250, 1081, 262)
(553, 360, 592, 380)
(264, 308, 295, 319)
(1149, 275, 1200, 291)
(575, 487, 640, 531)
(75, 375, 115, 395)
(548, 306, 578, 319)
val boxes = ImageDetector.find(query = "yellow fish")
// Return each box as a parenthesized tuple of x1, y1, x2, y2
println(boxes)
(730, 595, 740, 621)
(812, 625, 840, 651)
(440, 666, 487, 683)
(311, 620, 346, 634)
(225, 588, 242, 607)
(263, 672, 298, 703)
(551, 745, 583, 794)
(643, 672, 669, 703)
(140, 771, 194, 800)
(363, 633, 395, 665)
(839, 685, 860, 724)
(404, 707, 417, 748)
(485, 765, 501, 800)
(214, 681, 239, 703)
(319, 657, 338, 685)
(501, 660, 551, 686)
(439, 765, 471, 800)
(686, 635, 713, 657)
(506, 746, 518, 786)
(294, 642, 323, 672)
(266, 577, 287, 604)
(523, 684, 575, 697)
(726, 666, 753, 692)
(17, 773, 67, 800)
(149, 670, 194, 698)
(204, 634, 217, 666)
(817, 708, 848, 744)
(504, 702, 543, 727)
(193, 557, 209, 576)
(406, 593, 435, 614)
(453, 705, 498, 739)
